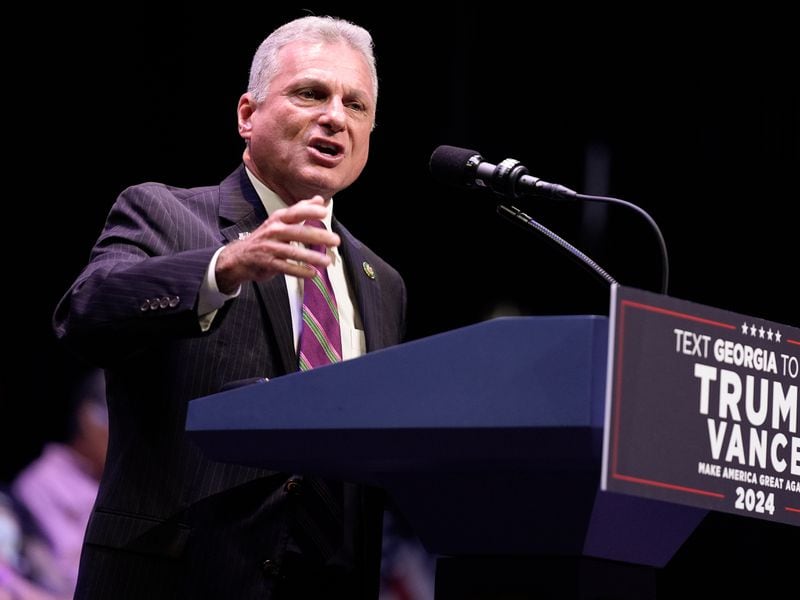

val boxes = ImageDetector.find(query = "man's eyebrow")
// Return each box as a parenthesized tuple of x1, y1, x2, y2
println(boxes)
(291, 76, 325, 87)
(289, 77, 371, 102)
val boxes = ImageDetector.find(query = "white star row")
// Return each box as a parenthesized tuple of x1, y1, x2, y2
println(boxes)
(741, 322, 782, 342)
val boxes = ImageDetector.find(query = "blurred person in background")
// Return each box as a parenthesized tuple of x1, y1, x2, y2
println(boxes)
(9, 369, 107, 597)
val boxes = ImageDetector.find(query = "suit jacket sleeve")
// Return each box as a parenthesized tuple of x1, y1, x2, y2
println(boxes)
(53, 182, 223, 365)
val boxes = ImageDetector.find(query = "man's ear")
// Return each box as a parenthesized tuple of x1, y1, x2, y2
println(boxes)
(237, 93, 255, 139)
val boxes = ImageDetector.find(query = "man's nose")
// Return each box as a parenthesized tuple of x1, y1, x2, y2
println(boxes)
(319, 96, 346, 132)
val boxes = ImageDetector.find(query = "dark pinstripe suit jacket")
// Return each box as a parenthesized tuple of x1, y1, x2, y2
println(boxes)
(53, 165, 406, 599)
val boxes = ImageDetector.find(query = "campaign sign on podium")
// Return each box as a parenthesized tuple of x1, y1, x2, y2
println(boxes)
(602, 285, 800, 526)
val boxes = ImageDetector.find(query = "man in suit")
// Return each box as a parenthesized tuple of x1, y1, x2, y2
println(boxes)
(53, 15, 406, 600)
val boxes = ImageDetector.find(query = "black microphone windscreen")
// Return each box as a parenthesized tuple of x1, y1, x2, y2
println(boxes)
(429, 145, 481, 187)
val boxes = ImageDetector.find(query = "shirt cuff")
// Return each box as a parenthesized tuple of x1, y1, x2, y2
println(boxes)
(198, 246, 241, 330)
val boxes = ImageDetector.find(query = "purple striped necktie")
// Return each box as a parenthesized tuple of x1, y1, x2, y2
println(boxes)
(298, 220, 342, 371)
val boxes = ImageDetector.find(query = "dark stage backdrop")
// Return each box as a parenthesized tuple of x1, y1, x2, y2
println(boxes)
(4, 5, 797, 596)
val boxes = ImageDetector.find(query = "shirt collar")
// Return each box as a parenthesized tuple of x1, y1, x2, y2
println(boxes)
(244, 166, 333, 231)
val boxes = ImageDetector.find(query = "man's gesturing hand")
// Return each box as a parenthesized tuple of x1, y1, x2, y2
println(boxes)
(215, 195, 340, 294)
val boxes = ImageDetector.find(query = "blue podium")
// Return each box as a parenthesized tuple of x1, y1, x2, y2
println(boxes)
(186, 317, 706, 598)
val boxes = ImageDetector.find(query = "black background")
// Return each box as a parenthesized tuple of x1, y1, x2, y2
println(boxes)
(3, 5, 797, 596)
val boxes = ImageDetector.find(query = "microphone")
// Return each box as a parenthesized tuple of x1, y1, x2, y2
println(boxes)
(428, 144, 670, 293)
(429, 145, 577, 200)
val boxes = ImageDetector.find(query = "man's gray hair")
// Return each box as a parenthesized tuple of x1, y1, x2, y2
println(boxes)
(248, 15, 378, 106)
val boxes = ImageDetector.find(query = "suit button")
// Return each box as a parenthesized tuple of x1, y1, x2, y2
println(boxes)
(284, 479, 302, 495)
(159, 297, 169, 308)
(168, 295, 180, 307)
(149, 298, 160, 310)
(140, 300, 150, 311)
(261, 559, 280, 577)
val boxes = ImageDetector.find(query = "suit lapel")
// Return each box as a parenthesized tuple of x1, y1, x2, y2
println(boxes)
(218, 167, 296, 374)
(333, 220, 385, 352)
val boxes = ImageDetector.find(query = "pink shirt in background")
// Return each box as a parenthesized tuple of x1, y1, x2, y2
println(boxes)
(11, 444, 100, 596)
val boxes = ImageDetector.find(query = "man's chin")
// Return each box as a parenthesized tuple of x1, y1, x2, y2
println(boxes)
(298, 171, 353, 198)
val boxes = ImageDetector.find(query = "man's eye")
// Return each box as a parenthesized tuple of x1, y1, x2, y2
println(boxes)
(298, 89, 318, 99)
(346, 102, 365, 112)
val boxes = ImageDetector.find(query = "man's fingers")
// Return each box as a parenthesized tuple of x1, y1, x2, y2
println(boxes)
(254, 211, 340, 248)
(279, 260, 318, 280)
(279, 243, 333, 268)
(268, 223, 340, 247)
(274, 197, 329, 225)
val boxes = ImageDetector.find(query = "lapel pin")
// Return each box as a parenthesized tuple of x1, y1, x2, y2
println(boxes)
(362, 261, 376, 280)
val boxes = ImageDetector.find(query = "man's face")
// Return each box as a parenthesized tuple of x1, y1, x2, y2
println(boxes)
(239, 39, 375, 203)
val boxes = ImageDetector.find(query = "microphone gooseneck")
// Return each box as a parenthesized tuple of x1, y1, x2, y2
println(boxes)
(496, 205, 618, 288)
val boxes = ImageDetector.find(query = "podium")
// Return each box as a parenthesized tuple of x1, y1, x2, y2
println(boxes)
(186, 316, 707, 598)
